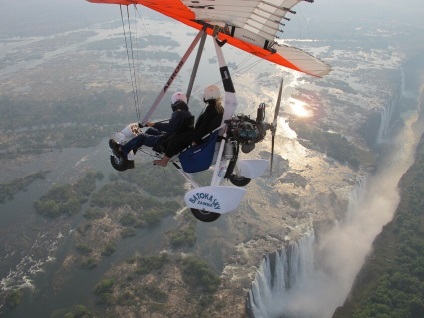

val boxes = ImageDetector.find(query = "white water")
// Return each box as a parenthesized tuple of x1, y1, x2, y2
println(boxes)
(377, 91, 399, 144)
(247, 71, 424, 317)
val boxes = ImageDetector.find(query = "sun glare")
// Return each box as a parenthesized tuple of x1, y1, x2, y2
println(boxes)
(289, 98, 312, 117)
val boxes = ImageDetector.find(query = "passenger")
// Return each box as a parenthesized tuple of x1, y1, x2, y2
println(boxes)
(109, 92, 193, 157)
(153, 85, 224, 167)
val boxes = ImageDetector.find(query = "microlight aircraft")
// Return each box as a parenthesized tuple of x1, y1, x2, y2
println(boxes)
(87, 0, 331, 222)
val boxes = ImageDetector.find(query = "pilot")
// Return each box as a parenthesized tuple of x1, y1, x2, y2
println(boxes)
(153, 85, 224, 167)
(109, 92, 193, 157)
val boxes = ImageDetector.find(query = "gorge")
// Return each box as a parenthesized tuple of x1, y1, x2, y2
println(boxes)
(246, 63, 424, 318)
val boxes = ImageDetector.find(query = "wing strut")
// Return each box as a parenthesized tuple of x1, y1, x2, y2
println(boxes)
(210, 35, 238, 187)
(186, 27, 207, 103)
(140, 28, 206, 124)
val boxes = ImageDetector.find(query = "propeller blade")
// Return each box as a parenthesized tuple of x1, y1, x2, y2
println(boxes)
(270, 77, 284, 176)
(270, 134, 275, 175)
(272, 77, 284, 135)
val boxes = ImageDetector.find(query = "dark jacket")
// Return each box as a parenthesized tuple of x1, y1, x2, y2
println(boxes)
(153, 103, 193, 137)
(191, 102, 223, 144)
(163, 102, 223, 157)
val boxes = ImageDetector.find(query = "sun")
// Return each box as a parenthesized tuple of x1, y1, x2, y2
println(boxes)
(288, 98, 312, 117)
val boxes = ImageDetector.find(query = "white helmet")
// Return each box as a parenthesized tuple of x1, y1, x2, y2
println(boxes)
(203, 85, 220, 101)
(171, 92, 187, 106)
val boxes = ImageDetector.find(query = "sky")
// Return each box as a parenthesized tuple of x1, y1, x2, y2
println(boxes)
(0, 0, 116, 36)
(1, 0, 423, 38)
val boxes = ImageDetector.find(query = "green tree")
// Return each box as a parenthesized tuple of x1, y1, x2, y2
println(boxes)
(5, 289, 22, 309)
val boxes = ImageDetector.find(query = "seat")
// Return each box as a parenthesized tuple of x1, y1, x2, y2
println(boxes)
(178, 131, 219, 173)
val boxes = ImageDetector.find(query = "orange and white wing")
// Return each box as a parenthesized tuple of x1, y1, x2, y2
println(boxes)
(87, 0, 331, 77)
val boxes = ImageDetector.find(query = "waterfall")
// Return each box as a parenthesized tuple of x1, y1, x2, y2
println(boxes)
(247, 231, 315, 318)
(377, 69, 403, 144)
(377, 93, 400, 143)
(343, 177, 367, 224)
(247, 179, 368, 318)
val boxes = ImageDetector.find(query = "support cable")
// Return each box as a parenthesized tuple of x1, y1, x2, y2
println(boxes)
(134, 6, 160, 60)
(125, 6, 141, 121)
(132, 5, 144, 111)
(120, 5, 141, 122)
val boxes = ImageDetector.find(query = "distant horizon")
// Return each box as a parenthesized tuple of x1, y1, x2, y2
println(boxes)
(1, 0, 423, 38)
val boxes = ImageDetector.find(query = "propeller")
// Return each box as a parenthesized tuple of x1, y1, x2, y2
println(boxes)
(270, 77, 284, 176)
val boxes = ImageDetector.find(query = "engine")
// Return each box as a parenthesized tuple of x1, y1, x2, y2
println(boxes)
(226, 103, 271, 153)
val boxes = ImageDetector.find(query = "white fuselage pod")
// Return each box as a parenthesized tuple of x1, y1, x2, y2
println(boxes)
(185, 186, 246, 214)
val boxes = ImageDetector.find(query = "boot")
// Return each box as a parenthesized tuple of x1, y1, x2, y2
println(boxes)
(109, 139, 123, 156)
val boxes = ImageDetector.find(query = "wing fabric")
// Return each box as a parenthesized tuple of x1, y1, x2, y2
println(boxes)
(87, 0, 331, 77)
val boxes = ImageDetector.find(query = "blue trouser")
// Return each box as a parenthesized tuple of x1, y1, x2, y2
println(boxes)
(121, 128, 165, 155)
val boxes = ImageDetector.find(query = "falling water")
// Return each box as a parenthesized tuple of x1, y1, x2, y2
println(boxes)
(247, 232, 315, 318)
(376, 97, 396, 143)
(377, 71, 402, 144)
(246, 179, 369, 318)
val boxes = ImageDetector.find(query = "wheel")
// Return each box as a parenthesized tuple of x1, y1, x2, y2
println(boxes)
(229, 174, 251, 186)
(191, 208, 221, 222)
(110, 154, 129, 172)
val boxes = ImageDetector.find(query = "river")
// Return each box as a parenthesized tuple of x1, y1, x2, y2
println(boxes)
(0, 138, 179, 317)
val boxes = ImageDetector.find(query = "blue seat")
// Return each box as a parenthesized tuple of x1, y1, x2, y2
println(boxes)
(178, 131, 219, 173)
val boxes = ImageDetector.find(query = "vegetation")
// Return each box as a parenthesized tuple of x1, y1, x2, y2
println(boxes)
(93, 254, 170, 306)
(0, 171, 48, 203)
(0, 90, 130, 131)
(334, 136, 424, 318)
(289, 119, 375, 169)
(81, 257, 98, 270)
(118, 163, 186, 197)
(135, 254, 170, 276)
(121, 227, 136, 238)
(94, 278, 114, 295)
(316, 78, 357, 95)
(119, 212, 140, 227)
(91, 180, 180, 226)
(115, 290, 137, 306)
(63, 304, 95, 318)
(75, 244, 93, 255)
(143, 284, 168, 303)
(77, 223, 93, 236)
(93, 279, 115, 305)
(90, 252, 220, 315)
(34, 171, 103, 218)
(101, 242, 116, 257)
(170, 220, 196, 247)
(83, 208, 105, 220)
(5, 289, 22, 309)
(0, 86, 152, 161)
(180, 256, 221, 293)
